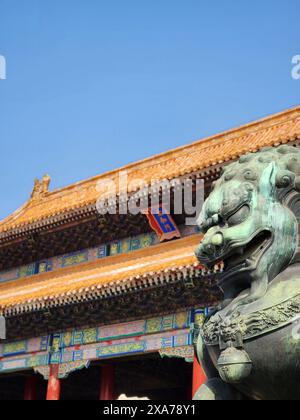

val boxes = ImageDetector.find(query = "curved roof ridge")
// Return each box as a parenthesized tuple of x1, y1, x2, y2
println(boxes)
(31, 105, 300, 197)
(0, 106, 299, 233)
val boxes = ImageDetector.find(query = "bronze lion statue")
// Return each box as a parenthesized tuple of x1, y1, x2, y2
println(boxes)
(195, 145, 300, 400)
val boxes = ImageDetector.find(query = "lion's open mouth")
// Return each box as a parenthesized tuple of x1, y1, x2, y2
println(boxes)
(222, 230, 272, 276)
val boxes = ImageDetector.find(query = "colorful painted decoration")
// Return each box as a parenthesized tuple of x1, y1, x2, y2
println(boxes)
(0, 226, 198, 285)
(144, 206, 181, 242)
(0, 310, 206, 374)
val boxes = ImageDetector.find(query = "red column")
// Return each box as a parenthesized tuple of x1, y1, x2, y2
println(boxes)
(24, 375, 38, 401)
(46, 365, 61, 401)
(99, 365, 115, 400)
(192, 356, 207, 399)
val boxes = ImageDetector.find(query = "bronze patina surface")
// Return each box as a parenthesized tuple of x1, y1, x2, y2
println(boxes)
(195, 145, 300, 400)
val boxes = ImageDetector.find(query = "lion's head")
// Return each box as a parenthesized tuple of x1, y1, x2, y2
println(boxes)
(196, 145, 300, 305)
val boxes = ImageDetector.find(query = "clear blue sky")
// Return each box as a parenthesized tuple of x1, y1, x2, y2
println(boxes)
(0, 0, 299, 220)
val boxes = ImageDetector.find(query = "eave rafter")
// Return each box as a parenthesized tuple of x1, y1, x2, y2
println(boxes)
(3, 262, 222, 317)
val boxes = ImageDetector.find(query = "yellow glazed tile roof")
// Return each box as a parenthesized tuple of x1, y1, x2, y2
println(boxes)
(1, 106, 300, 234)
(0, 235, 203, 312)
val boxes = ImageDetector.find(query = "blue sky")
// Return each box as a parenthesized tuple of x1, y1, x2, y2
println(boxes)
(0, 0, 299, 220)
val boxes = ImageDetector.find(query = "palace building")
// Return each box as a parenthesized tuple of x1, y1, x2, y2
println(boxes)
(0, 107, 299, 400)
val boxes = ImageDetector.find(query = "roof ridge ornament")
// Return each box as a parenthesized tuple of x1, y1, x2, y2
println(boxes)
(31, 174, 51, 199)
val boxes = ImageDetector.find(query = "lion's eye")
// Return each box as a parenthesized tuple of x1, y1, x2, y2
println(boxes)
(227, 205, 250, 227)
